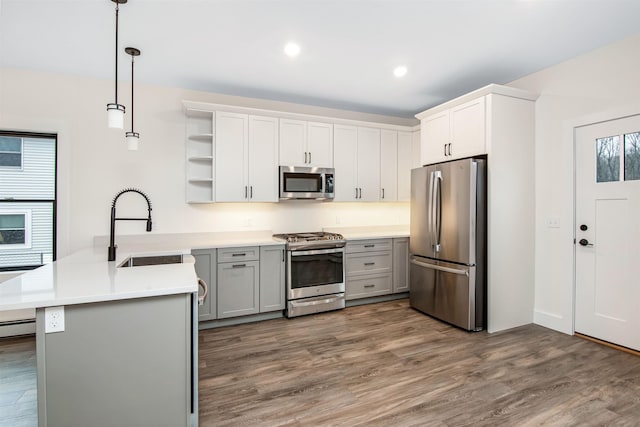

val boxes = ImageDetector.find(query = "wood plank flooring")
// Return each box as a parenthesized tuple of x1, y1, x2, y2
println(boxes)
(0, 335, 37, 427)
(2, 299, 640, 426)
(199, 299, 640, 426)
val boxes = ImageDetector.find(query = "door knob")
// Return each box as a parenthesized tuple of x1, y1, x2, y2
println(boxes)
(580, 224, 588, 231)
(578, 238, 593, 247)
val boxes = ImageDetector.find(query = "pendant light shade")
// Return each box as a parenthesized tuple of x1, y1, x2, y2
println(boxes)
(125, 47, 141, 150)
(106, 0, 127, 129)
(107, 103, 125, 128)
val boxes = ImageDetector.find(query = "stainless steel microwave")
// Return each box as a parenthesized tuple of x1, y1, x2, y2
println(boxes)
(279, 166, 335, 200)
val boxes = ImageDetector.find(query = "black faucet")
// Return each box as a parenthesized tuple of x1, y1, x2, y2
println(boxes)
(108, 188, 152, 261)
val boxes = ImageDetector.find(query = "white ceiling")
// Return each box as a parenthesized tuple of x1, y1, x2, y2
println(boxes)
(2, 0, 640, 118)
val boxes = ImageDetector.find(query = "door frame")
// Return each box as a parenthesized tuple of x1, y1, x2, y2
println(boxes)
(570, 104, 640, 335)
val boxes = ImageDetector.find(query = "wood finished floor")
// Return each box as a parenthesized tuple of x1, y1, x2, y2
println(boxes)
(198, 300, 640, 426)
(1, 299, 640, 426)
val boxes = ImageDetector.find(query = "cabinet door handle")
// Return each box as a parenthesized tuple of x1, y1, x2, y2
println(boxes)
(364, 262, 375, 266)
(231, 253, 246, 257)
(448, 143, 452, 156)
(355, 188, 358, 199)
(250, 186, 253, 199)
(282, 249, 285, 262)
(359, 188, 362, 199)
(364, 244, 375, 248)
(232, 264, 246, 268)
(197, 278, 208, 306)
(364, 284, 375, 288)
(304, 152, 308, 163)
(244, 186, 248, 198)
(382, 188, 385, 199)
(444, 144, 447, 156)
(308, 152, 312, 163)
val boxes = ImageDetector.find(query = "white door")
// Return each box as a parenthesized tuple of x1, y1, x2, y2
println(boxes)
(450, 96, 486, 160)
(279, 119, 306, 166)
(248, 115, 278, 202)
(333, 125, 358, 201)
(420, 110, 449, 165)
(380, 129, 398, 202)
(307, 122, 333, 167)
(215, 112, 248, 202)
(575, 114, 640, 351)
(357, 127, 381, 202)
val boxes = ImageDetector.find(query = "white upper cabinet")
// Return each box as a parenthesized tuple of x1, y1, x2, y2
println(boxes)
(248, 115, 279, 202)
(333, 125, 358, 201)
(397, 130, 413, 202)
(357, 127, 381, 202)
(420, 110, 450, 165)
(419, 96, 486, 165)
(450, 97, 486, 159)
(334, 125, 380, 202)
(215, 112, 248, 202)
(307, 122, 333, 167)
(215, 112, 278, 202)
(380, 129, 398, 202)
(279, 119, 306, 166)
(279, 119, 333, 167)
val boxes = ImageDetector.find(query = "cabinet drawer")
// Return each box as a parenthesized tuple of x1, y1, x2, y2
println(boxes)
(217, 246, 259, 263)
(346, 274, 392, 300)
(346, 239, 392, 253)
(346, 251, 392, 276)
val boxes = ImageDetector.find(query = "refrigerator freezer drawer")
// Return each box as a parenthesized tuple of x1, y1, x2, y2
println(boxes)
(409, 256, 483, 331)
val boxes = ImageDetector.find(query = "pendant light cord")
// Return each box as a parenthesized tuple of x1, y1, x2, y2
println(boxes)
(115, 3, 119, 104)
(131, 55, 134, 132)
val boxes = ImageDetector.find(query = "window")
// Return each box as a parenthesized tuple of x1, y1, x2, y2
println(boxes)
(596, 131, 640, 183)
(0, 131, 56, 271)
(0, 136, 22, 168)
(0, 211, 31, 248)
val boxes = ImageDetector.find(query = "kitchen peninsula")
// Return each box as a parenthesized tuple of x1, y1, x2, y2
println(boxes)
(0, 243, 200, 427)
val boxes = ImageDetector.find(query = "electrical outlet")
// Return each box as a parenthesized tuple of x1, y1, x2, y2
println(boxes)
(45, 306, 65, 333)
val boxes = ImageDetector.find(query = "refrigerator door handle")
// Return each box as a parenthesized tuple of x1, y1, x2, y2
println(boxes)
(410, 258, 469, 277)
(428, 170, 435, 249)
(434, 170, 443, 252)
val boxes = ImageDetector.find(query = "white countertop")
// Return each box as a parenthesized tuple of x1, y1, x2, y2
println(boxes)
(0, 228, 407, 312)
(323, 225, 409, 240)
(0, 246, 198, 311)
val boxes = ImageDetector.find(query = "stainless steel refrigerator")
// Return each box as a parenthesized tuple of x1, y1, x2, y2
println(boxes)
(409, 157, 486, 331)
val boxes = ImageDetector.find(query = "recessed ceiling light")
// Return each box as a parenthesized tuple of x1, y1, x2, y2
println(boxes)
(394, 66, 408, 78)
(284, 42, 301, 57)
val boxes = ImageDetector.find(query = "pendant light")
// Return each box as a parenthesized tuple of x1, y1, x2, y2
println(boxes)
(125, 47, 141, 150)
(106, 0, 127, 129)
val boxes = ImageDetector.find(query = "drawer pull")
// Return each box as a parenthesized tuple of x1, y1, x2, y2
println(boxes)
(231, 253, 246, 257)
(364, 262, 375, 266)
(364, 244, 375, 248)
(364, 284, 375, 288)
(232, 264, 246, 268)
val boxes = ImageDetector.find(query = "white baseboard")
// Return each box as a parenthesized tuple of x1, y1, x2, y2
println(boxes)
(0, 320, 36, 338)
(533, 309, 572, 335)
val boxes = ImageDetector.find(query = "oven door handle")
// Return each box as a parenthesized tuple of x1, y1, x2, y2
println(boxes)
(289, 294, 344, 307)
(290, 247, 344, 256)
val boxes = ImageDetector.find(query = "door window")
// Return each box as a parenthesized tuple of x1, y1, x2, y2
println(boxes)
(595, 131, 640, 183)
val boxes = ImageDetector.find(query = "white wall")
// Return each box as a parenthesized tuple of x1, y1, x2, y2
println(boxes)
(0, 68, 414, 258)
(509, 33, 640, 334)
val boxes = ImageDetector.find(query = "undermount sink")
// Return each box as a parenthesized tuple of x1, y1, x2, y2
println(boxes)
(118, 254, 186, 268)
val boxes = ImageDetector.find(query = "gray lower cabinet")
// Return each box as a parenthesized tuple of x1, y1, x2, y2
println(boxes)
(192, 248, 217, 321)
(346, 239, 393, 300)
(195, 245, 285, 321)
(259, 245, 285, 312)
(393, 237, 409, 293)
(36, 293, 195, 427)
(217, 246, 260, 319)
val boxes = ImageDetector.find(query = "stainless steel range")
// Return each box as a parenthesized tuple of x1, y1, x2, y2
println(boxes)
(273, 232, 346, 317)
